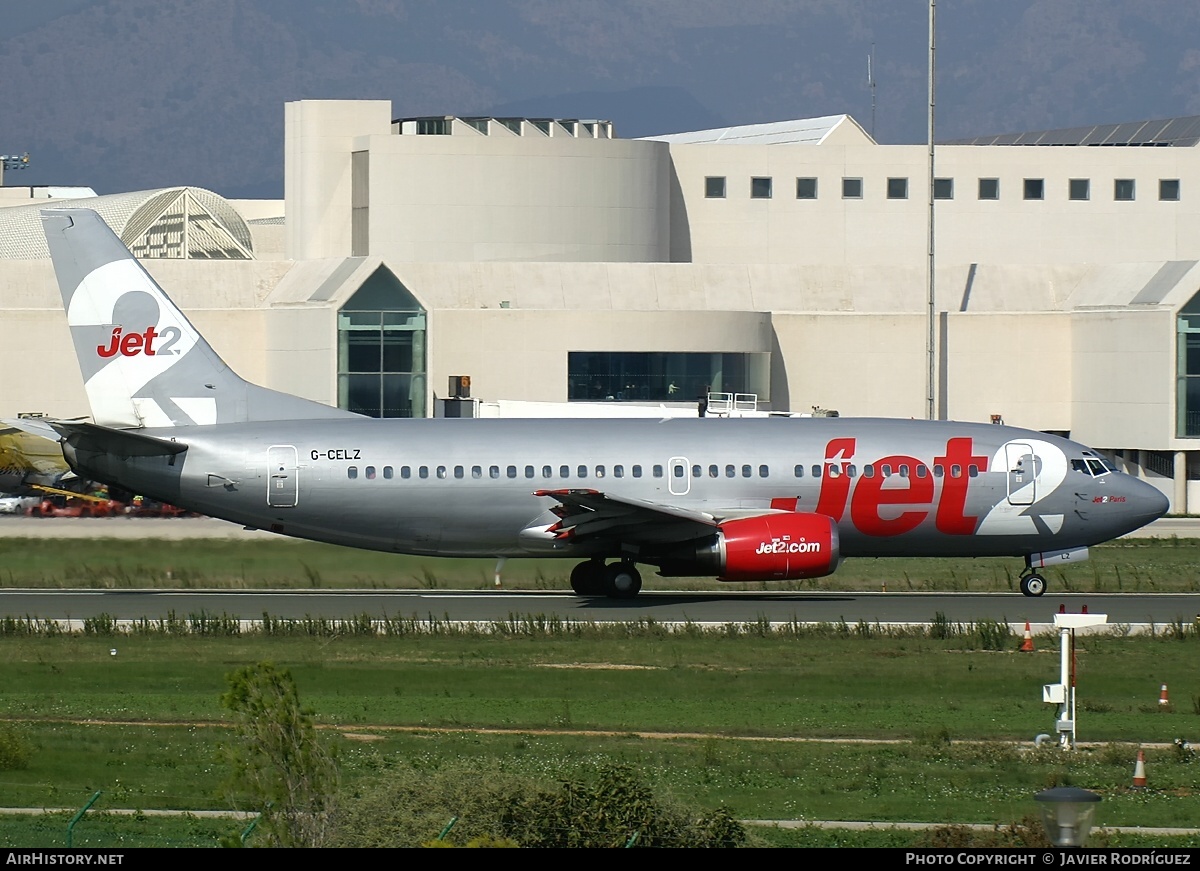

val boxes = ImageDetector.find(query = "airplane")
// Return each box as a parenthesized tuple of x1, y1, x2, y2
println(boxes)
(29, 207, 1169, 598)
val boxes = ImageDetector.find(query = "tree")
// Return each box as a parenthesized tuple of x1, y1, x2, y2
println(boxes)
(220, 661, 338, 847)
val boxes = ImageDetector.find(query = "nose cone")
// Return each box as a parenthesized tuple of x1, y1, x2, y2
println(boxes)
(1126, 478, 1171, 529)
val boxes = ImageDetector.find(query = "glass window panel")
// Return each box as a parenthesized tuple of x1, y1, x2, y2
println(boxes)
(705, 176, 726, 198)
(842, 177, 863, 199)
(933, 178, 954, 199)
(751, 177, 773, 199)
(886, 177, 908, 199)
(1160, 179, 1181, 201)
(1024, 179, 1044, 200)
(796, 177, 817, 199)
(1069, 178, 1090, 200)
(1114, 179, 1135, 201)
(978, 178, 999, 200)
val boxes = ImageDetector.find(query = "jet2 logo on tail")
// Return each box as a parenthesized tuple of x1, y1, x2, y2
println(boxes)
(96, 325, 183, 358)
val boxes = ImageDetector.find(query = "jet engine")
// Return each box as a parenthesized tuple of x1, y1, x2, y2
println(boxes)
(656, 512, 840, 581)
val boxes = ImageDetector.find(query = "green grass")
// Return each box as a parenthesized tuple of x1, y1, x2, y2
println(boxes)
(0, 535, 1199, 592)
(0, 631, 1196, 845)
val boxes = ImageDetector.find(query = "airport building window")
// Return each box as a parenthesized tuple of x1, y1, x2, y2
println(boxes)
(1069, 179, 1090, 201)
(338, 268, 427, 418)
(1114, 179, 1136, 201)
(1160, 179, 1181, 201)
(842, 177, 863, 199)
(886, 177, 908, 199)
(978, 178, 1000, 200)
(1176, 294, 1200, 436)
(568, 351, 768, 403)
(705, 176, 726, 198)
(1023, 179, 1044, 200)
(796, 177, 818, 199)
(934, 178, 954, 200)
(750, 177, 773, 199)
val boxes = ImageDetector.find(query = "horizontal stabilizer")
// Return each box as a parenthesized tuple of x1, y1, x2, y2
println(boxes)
(50, 421, 188, 459)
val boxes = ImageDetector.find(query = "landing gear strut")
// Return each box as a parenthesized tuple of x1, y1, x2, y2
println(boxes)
(570, 560, 642, 599)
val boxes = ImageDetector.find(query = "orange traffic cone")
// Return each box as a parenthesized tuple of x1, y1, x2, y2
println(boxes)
(1159, 684, 1170, 707)
(1132, 749, 1147, 788)
(1019, 622, 1034, 652)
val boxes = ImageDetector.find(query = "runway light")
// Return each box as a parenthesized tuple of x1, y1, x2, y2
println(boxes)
(1035, 786, 1101, 847)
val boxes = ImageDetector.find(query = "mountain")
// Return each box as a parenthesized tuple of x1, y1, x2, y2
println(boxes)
(1, 0, 1197, 198)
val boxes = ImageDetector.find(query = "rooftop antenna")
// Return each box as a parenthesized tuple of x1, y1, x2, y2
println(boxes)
(867, 44, 877, 139)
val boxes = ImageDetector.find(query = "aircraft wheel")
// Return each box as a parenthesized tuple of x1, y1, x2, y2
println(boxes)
(603, 562, 642, 599)
(1020, 574, 1046, 597)
(570, 560, 606, 596)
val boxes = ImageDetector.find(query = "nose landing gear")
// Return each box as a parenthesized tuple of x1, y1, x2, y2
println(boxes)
(1019, 567, 1047, 597)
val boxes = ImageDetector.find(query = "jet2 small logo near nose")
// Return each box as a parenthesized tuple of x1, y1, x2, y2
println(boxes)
(96, 325, 182, 358)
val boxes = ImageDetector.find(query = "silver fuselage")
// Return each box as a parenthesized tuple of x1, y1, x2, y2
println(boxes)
(63, 416, 1168, 562)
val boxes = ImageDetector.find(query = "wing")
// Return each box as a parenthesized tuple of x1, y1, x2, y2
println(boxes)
(535, 488, 786, 546)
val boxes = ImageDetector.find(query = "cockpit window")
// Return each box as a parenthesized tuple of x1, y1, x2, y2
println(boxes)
(1072, 457, 1115, 477)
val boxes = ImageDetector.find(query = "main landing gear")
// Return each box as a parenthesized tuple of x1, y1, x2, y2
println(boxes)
(570, 559, 642, 599)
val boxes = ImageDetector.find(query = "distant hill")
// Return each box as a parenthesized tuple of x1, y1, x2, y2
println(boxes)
(2, 0, 1197, 199)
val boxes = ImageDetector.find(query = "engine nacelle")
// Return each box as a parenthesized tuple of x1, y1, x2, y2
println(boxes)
(718, 512, 840, 580)
(656, 512, 840, 581)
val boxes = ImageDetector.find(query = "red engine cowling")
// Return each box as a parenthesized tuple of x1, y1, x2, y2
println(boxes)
(717, 512, 840, 581)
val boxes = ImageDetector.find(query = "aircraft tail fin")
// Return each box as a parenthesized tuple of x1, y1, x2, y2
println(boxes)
(40, 208, 358, 429)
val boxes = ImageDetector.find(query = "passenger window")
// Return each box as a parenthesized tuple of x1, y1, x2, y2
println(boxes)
(951, 464, 962, 478)
(471, 466, 482, 479)
(524, 465, 534, 478)
(709, 465, 719, 478)
(578, 465, 588, 478)
(968, 465, 979, 477)
(400, 466, 411, 479)
(827, 465, 840, 478)
(595, 465, 606, 478)
(863, 464, 875, 478)
(419, 466, 429, 479)
(506, 465, 517, 479)
(348, 467, 358, 479)
(437, 466, 447, 479)
(812, 465, 822, 478)
(881, 464, 892, 477)
(933, 464, 944, 478)
(366, 466, 376, 480)
(455, 466, 465, 479)
(726, 464, 737, 478)
(847, 465, 856, 477)
(899, 465, 909, 478)
(542, 465, 552, 478)
(915, 465, 927, 478)
(673, 464, 685, 478)
(692, 465, 702, 478)
(614, 465, 624, 478)
(742, 464, 752, 478)
(652, 465, 663, 478)
(560, 465, 570, 478)
(383, 466, 393, 479)
(633, 465, 643, 478)
(794, 464, 804, 478)
(490, 465, 501, 479)
(759, 465, 769, 478)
